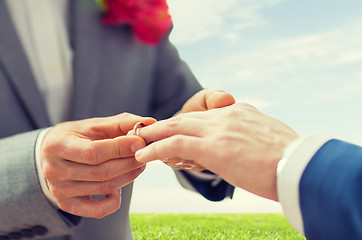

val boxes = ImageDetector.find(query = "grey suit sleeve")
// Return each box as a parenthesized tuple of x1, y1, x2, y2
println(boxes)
(151, 35, 203, 120)
(0, 130, 74, 238)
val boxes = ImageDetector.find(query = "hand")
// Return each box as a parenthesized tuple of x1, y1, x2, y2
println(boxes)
(135, 103, 299, 201)
(158, 89, 235, 171)
(41, 113, 156, 218)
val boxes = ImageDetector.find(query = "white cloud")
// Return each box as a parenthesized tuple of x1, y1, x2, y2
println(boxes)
(343, 73, 362, 95)
(167, 0, 287, 44)
(332, 49, 362, 65)
(167, 0, 235, 44)
(224, 32, 240, 42)
(229, 0, 285, 29)
(192, 18, 362, 106)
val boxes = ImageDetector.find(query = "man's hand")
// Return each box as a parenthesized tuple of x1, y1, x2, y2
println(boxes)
(41, 113, 156, 218)
(152, 89, 235, 171)
(181, 89, 235, 113)
(135, 103, 299, 201)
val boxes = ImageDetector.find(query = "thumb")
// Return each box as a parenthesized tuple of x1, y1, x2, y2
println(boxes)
(181, 89, 236, 113)
(205, 90, 235, 110)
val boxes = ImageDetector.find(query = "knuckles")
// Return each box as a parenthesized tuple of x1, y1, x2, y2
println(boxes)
(42, 161, 65, 180)
(169, 135, 185, 149)
(119, 112, 133, 119)
(48, 184, 66, 199)
(82, 143, 101, 165)
(166, 114, 184, 129)
(41, 135, 62, 158)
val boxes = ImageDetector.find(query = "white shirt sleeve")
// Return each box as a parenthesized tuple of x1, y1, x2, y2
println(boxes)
(35, 127, 59, 207)
(277, 133, 333, 235)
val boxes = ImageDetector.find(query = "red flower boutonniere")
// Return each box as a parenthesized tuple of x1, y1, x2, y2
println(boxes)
(97, 0, 172, 45)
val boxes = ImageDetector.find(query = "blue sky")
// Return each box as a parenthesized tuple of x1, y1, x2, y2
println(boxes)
(130, 0, 362, 213)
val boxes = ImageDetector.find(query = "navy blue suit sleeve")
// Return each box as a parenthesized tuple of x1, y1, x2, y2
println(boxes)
(178, 170, 235, 201)
(300, 139, 362, 240)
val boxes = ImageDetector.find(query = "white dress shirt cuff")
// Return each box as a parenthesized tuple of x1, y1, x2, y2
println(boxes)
(35, 127, 59, 207)
(277, 133, 333, 235)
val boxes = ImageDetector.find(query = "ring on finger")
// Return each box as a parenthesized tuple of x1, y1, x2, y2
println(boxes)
(132, 122, 145, 136)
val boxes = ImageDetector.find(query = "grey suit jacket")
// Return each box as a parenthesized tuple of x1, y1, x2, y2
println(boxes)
(0, 1, 205, 239)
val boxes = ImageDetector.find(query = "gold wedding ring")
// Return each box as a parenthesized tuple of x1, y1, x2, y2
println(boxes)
(132, 122, 145, 136)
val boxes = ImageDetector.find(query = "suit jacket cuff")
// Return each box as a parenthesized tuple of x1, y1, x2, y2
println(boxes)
(277, 133, 333, 235)
(174, 170, 234, 201)
(35, 127, 58, 207)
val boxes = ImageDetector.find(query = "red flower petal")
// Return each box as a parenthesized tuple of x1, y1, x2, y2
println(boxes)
(132, 6, 172, 44)
(102, 0, 172, 45)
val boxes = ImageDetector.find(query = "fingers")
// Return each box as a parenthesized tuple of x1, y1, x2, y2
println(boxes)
(74, 157, 144, 181)
(58, 189, 121, 218)
(49, 166, 145, 218)
(86, 113, 157, 139)
(49, 166, 145, 199)
(43, 157, 144, 182)
(46, 135, 146, 165)
(135, 135, 205, 164)
(137, 115, 207, 144)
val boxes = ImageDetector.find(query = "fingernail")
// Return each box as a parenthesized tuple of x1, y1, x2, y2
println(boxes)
(135, 149, 144, 160)
(131, 141, 144, 153)
(127, 130, 134, 136)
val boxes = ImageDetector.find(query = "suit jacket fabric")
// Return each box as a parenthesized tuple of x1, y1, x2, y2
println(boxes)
(0, 1, 233, 239)
(300, 139, 362, 239)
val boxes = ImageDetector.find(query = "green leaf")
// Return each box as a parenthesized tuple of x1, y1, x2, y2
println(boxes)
(96, 0, 107, 11)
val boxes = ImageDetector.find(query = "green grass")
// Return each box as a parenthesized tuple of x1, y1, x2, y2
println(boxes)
(131, 213, 306, 240)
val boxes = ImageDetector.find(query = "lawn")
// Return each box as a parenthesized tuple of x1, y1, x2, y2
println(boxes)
(131, 213, 306, 240)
